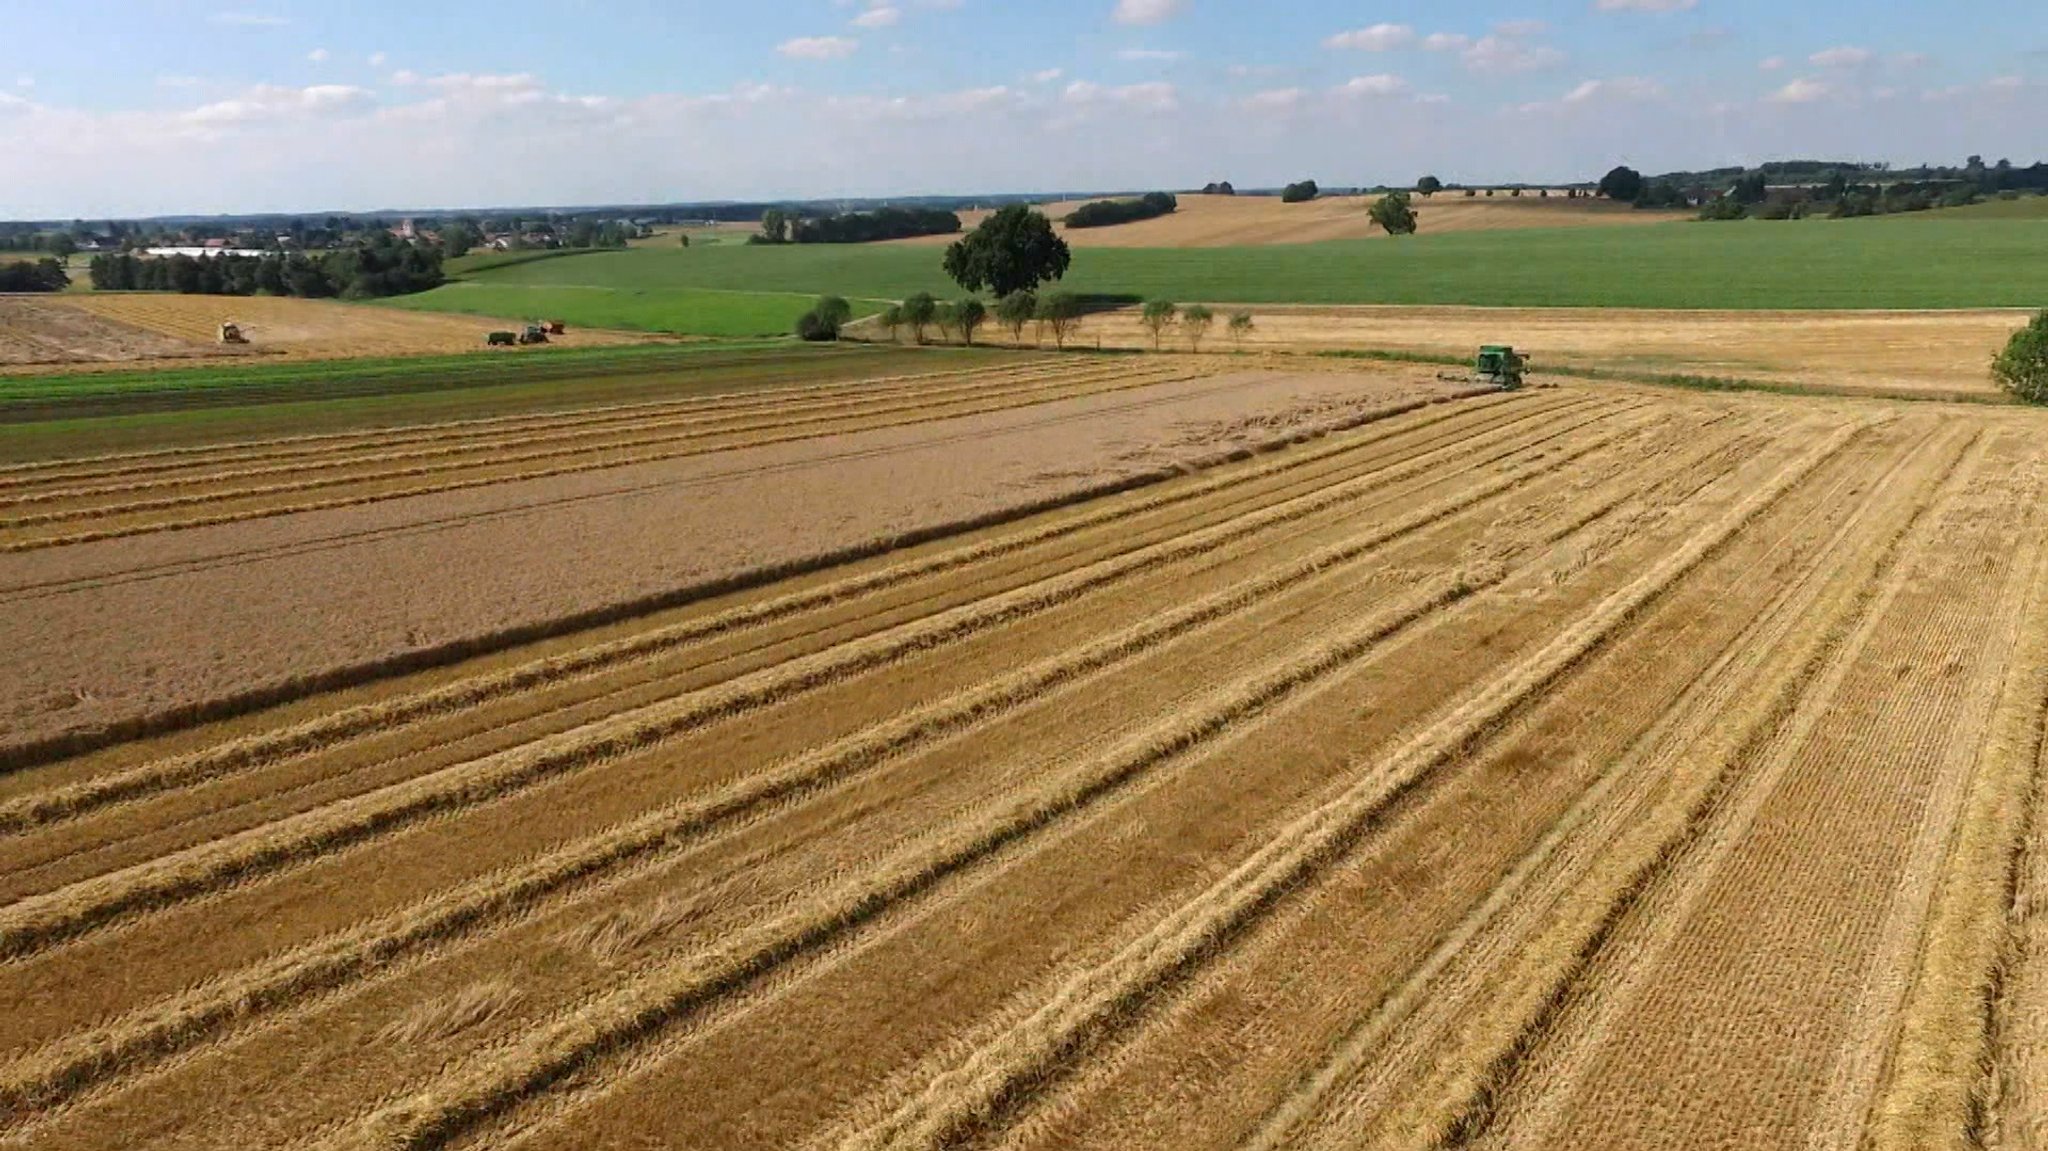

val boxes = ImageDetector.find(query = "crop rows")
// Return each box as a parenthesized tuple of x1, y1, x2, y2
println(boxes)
(0, 357, 1205, 550)
(2, 386, 2043, 1151)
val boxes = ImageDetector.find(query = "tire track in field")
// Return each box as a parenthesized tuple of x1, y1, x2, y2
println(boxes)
(1862, 502, 2048, 1149)
(0, 405, 1647, 1122)
(0, 391, 1561, 830)
(824, 421, 1865, 1151)
(0, 357, 1078, 490)
(0, 362, 1131, 509)
(0, 366, 1196, 547)
(1242, 420, 1959, 1151)
(1448, 426, 1996, 1151)
(0, 399, 1637, 958)
(304, 565, 1504, 1151)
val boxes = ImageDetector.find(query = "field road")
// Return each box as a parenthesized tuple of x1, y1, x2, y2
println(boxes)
(0, 355, 1459, 758)
(3, 370, 2045, 1149)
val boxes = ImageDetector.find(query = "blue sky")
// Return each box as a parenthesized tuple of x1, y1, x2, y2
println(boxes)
(0, 1, 2041, 217)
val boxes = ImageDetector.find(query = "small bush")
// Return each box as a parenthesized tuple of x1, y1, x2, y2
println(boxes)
(795, 309, 838, 341)
(1993, 310, 2048, 403)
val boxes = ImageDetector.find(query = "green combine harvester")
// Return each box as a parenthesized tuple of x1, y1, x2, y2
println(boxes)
(1474, 344, 1526, 390)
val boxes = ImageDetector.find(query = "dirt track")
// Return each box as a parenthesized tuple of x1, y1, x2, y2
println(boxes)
(0, 358, 1458, 752)
(3, 378, 2045, 1151)
(895, 193, 1685, 248)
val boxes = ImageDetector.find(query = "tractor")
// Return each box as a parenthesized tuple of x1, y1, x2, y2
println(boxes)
(518, 324, 550, 345)
(486, 330, 517, 347)
(218, 321, 248, 345)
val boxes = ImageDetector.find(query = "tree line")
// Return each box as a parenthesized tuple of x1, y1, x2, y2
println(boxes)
(87, 236, 444, 299)
(753, 207, 963, 245)
(0, 258, 69, 292)
(1064, 192, 1178, 229)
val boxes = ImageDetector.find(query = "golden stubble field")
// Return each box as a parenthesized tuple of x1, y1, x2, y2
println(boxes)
(1034, 304, 2033, 399)
(894, 192, 1687, 248)
(0, 352, 2045, 1151)
(0, 293, 653, 373)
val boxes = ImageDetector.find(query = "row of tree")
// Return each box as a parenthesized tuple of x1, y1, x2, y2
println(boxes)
(753, 207, 963, 245)
(1064, 192, 1178, 229)
(0, 258, 69, 292)
(87, 237, 444, 299)
(1137, 301, 1255, 351)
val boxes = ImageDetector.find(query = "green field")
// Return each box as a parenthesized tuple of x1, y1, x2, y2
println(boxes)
(385, 280, 878, 337)
(388, 217, 2047, 327)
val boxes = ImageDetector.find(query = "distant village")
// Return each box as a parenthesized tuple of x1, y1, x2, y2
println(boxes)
(3, 213, 664, 261)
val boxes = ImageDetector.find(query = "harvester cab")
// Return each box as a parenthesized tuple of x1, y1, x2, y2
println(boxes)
(518, 324, 550, 345)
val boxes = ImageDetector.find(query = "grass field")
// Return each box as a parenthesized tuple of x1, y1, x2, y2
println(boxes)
(394, 217, 2048, 321)
(4, 353, 2048, 1149)
(386, 280, 877, 337)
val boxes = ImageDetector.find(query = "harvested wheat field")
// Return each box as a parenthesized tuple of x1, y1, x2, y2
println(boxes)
(3, 347, 2048, 1151)
(0, 354, 1462, 751)
(0, 295, 214, 368)
(1065, 304, 2033, 399)
(9, 293, 653, 372)
(898, 193, 1685, 248)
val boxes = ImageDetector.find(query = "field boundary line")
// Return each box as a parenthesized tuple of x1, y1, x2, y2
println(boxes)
(826, 421, 1865, 1151)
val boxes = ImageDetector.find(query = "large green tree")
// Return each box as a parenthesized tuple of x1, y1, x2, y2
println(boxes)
(943, 205, 1071, 297)
(1369, 191, 1419, 235)
(1597, 165, 1644, 202)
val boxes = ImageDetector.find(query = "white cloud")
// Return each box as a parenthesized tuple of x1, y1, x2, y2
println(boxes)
(1987, 75, 2027, 91)
(1113, 0, 1185, 27)
(1117, 48, 1184, 61)
(1810, 46, 1873, 68)
(852, 6, 901, 29)
(1766, 78, 1831, 103)
(1561, 76, 1665, 103)
(1334, 74, 1410, 98)
(368, 52, 389, 68)
(1890, 52, 1929, 69)
(1030, 68, 1064, 83)
(184, 83, 375, 125)
(1463, 35, 1565, 73)
(1326, 24, 1415, 52)
(1593, 0, 1697, 10)
(1495, 19, 1549, 37)
(1759, 56, 1786, 71)
(1063, 79, 1178, 110)
(307, 48, 329, 63)
(1242, 87, 1307, 112)
(1422, 33, 1472, 52)
(15, 76, 33, 89)
(208, 11, 288, 26)
(778, 36, 860, 60)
